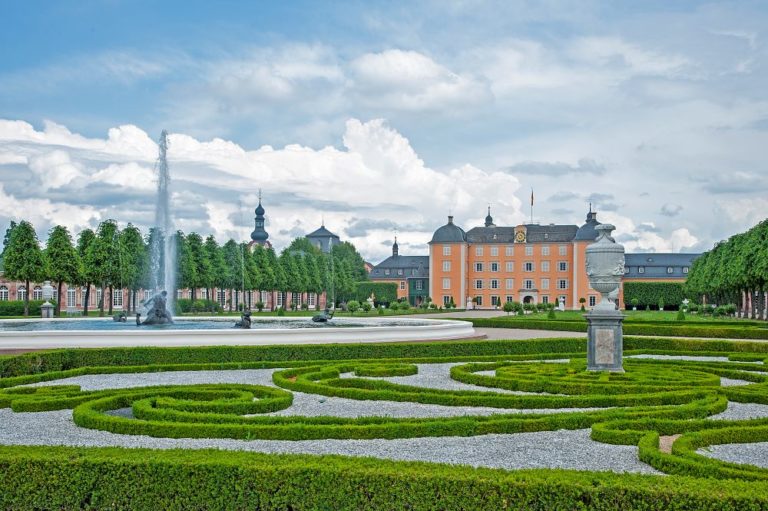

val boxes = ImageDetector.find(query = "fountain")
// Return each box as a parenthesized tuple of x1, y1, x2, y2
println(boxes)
(142, 131, 175, 326)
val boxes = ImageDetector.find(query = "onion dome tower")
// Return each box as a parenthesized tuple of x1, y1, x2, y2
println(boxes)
(250, 189, 269, 246)
(484, 206, 495, 227)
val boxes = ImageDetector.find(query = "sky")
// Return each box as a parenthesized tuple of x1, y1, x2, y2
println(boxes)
(0, 0, 766, 262)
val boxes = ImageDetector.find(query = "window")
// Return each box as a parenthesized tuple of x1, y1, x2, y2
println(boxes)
(683, 267, 689, 274)
(559, 245, 568, 256)
(505, 295, 514, 304)
(415, 280, 423, 290)
(490, 279, 499, 289)
(442, 261, 451, 271)
(177, 289, 185, 300)
(400, 281, 406, 290)
(112, 289, 123, 308)
(217, 289, 227, 306)
(443, 295, 452, 305)
(143, 290, 151, 302)
(476, 246, 484, 256)
(624, 266, 630, 274)
(541, 261, 550, 272)
(200, 288, 208, 300)
(525, 246, 533, 256)
(541, 278, 550, 290)
(491, 296, 501, 306)
(667, 267, 674, 274)
(475, 279, 484, 289)
(0, 286, 7, 301)
(33, 287, 42, 300)
(638, 266, 645, 274)
(67, 288, 76, 307)
(292, 292, 300, 306)
(475, 262, 484, 272)
(589, 295, 597, 307)
(524, 262, 534, 272)
(490, 246, 498, 256)
(505, 278, 514, 290)
(505, 262, 514, 272)
(558, 279, 569, 290)
(475, 296, 483, 306)
(558, 261, 568, 272)
(542, 296, 549, 304)
(541, 245, 550, 256)
(397, 269, 403, 276)
(524, 279, 534, 290)
(384, 269, 390, 276)
(18, 286, 26, 302)
(308, 293, 316, 307)
(505, 246, 514, 257)
(442, 278, 451, 290)
(277, 292, 284, 307)
(261, 291, 268, 303)
(490, 262, 499, 272)
(443, 246, 451, 256)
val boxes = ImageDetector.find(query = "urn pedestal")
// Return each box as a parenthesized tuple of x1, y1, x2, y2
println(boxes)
(584, 224, 626, 372)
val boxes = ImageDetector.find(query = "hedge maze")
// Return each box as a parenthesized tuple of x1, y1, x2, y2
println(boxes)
(2, 338, 768, 509)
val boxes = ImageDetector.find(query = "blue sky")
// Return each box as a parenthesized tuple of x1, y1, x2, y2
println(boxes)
(0, 1, 766, 261)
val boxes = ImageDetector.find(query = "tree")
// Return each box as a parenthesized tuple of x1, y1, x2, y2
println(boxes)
(204, 235, 227, 307)
(76, 229, 96, 316)
(3, 221, 46, 316)
(221, 240, 242, 311)
(331, 241, 368, 282)
(44, 225, 80, 316)
(175, 231, 196, 300)
(85, 220, 120, 316)
(1, 220, 17, 257)
(119, 224, 147, 313)
(502, 301, 514, 315)
(186, 233, 210, 302)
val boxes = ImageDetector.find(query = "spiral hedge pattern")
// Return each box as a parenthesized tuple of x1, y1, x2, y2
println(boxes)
(1, 339, 768, 483)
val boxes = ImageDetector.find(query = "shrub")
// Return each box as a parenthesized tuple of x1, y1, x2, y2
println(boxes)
(0, 300, 57, 316)
(176, 299, 220, 314)
(276, 307, 286, 317)
(377, 305, 385, 315)
(658, 297, 666, 311)
(353, 282, 398, 304)
(547, 308, 556, 320)
(631, 298, 639, 309)
(624, 282, 685, 309)
(361, 302, 372, 313)
(255, 301, 265, 312)
(502, 301, 515, 315)
(388, 301, 399, 311)
(347, 300, 360, 314)
(676, 309, 685, 321)
(398, 301, 410, 311)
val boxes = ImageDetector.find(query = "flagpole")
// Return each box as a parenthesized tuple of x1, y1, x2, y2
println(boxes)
(530, 188, 534, 224)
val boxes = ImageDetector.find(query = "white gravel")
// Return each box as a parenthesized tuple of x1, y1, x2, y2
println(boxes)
(0, 407, 658, 473)
(709, 401, 768, 421)
(699, 442, 768, 469)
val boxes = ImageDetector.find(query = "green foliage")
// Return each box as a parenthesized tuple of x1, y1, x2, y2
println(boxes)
(347, 300, 360, 313)
(44, 225, 80, 316)
(175, 299, 221, 314)
(255, 301, 264, 312)
(354, 281, 398, 304)
(0, 300, 57, 317)
(2, 220, 46, 316)
(623, 282, 684, 310)
(677, 309, 686, 321)
(502, 301, 515, 315)
(547, 308, 556, 319)
(361, 301, 372, 313)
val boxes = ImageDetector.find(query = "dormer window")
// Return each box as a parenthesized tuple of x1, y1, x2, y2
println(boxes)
(667, 267, 674, 274)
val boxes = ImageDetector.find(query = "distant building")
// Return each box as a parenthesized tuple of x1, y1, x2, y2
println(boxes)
(368, 205, 700, 311)
(306, 224, 340, 253)
(369, 237, 429, 305)
(249, 192, 271, 249)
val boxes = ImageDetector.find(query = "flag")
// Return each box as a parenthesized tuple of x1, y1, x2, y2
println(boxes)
(530, 189, 534, 206)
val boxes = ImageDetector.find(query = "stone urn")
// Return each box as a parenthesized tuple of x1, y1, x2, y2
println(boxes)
(41, 280, 55, 318)
(585, 224, 625, 312)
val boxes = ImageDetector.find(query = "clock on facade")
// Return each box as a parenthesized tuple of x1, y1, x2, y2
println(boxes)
(515, 231, 526, 243)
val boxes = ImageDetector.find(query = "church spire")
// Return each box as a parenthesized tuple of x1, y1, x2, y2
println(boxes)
(251, 190, 269, 244)
(392, 234, 399, 257)
(484, 205, 495, 227)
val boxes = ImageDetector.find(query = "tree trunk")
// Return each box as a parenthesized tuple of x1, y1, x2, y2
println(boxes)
(191, 288, 196, 302)
(98, 283, 105, 317)
(56, 281, 63, 316)
(108, 286, 113, 315)
(84, 285, 90, 316)
(24, 279, 30, 316)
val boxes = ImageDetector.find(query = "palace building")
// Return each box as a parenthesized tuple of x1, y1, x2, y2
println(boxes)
(368, 207, 699, 310)
(368, 237, 429, 305)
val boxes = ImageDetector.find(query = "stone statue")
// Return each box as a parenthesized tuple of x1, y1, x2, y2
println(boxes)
(234, 310, 252, 329)
(312, 307, 335, 323)
(141, 291, 174, 325)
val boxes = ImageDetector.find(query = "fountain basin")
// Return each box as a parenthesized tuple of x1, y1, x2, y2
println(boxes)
(0, 316, 477, 350)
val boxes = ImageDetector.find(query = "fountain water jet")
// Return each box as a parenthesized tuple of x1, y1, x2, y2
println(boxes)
(144, 131, 175, 324)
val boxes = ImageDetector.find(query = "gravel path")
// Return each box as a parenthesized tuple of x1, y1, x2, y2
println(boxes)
(699, 442, 768, 469)
(710, 402, 768, 420)
(0, 408, 658, 473)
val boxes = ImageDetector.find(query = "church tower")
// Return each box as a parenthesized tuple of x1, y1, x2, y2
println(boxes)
(250, 190, 270, 247)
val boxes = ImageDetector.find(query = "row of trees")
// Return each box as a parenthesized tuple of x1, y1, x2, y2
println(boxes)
(685, 219, 768, 318)
(0, 220, 368, 316)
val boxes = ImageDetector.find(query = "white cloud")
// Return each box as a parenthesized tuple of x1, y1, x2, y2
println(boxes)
(346, 49, 491, 110)
(91, 162, 157, 191)
(28, 150, 85, 190)
(0, 184, 100, 233)
(601, 212, 699, 253)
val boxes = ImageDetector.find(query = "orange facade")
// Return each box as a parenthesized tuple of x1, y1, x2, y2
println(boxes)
(430, 231, 600, 310)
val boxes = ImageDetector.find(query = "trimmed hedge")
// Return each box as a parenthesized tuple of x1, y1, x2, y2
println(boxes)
(354, 281, 398, 304)
(624, 281, 686, 310)
(2, 445, 768, 510)
(0, 299, 57, 316)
